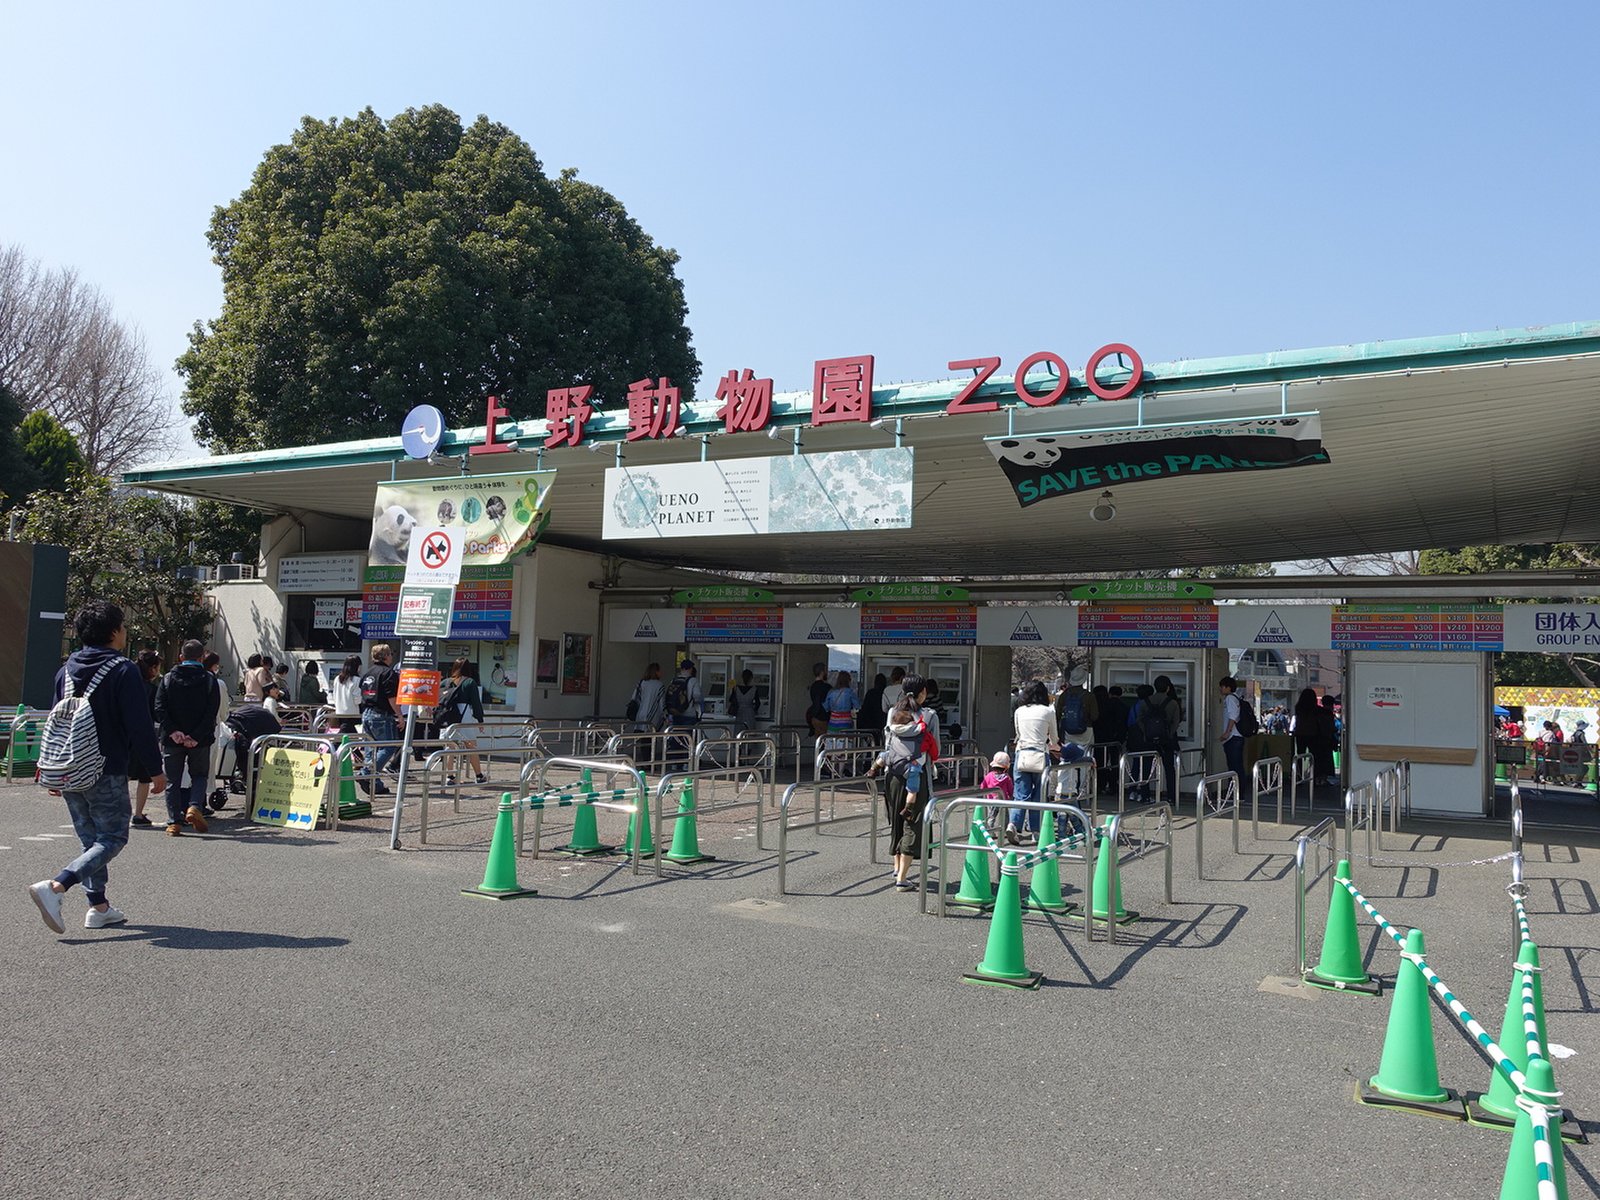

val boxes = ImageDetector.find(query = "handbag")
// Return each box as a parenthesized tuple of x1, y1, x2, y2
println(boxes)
(625, 683, 641, 721)
(1015, 746, 1048, 774)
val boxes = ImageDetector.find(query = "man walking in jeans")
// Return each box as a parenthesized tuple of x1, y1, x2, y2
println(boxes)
(28, 600, 166, 933)
(358, 644, 399, 795)
(153, 639, 222, 836)
(1218, 675, 1246, 784)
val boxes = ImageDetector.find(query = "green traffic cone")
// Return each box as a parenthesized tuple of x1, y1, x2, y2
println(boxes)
(558, 767, 612, 856)
(334, 735, 370, 820)
(1308, 859, 1380, 994)
(950, 807, 995, 910)
(1087, 816, 1136, 924)
(1498, 1058, 1569, 1200)
(1361, 928, 1464, 1118)
(1471, 943, 1582, 1141)
(621, 777, 655, 856)
(962, 852, 1041, 989)
(1024, 808, 1069, 914)
(13, 703, 38, 765)
(665, 778, 713, 863)
(1474, 941, 1542, 1126)
(461, 793, 538, 900)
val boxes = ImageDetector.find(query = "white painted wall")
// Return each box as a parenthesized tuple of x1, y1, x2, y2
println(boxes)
(1346, 650, 1491, 817)
(207, 580, 283, 689)
(523, 544, 603, 720)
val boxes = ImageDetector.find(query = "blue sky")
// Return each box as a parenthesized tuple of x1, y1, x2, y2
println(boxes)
(4, 1, 1598, 450)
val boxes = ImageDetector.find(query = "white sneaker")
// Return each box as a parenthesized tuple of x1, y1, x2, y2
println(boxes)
(84, 905, 127, 929)
(28, 881, 64, 934)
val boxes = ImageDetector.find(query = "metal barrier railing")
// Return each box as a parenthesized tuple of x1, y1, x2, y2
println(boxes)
(1088, 740, 1122, 789)
(934, 752, 988, 791)
(1344, 780, 1379, 863)
(517, 756, 647, 874)
(774, 773, 882, 894)
(923, 794, 1094, 938)
(1508, 776, 1527, 956)
(526, 723, 618, 759)
(1251, 756, 1285, 839)
(1289, 750, 1316, 817)
(1118, 751, 1166, 821)
(1291, 816, 1339, 981)
(1104, 802, 1176, 942)
(602, 728, 699, 774)
(649, 756, 777, 877)
(1050, 759, 1095, 811)
(1195, 770, 1240, 879)
(812, 731, 882, 782)
(410, 744, 625, 843)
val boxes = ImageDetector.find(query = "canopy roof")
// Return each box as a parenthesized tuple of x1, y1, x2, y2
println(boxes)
(124, 322, 1600, 578)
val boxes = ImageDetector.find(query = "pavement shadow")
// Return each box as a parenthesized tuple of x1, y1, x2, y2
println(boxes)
(58, 923, 349, 950)
(1547, 945, 1599, 1015)
(1539, 876, 1600, 917)
(1031, 901, 1250, 990)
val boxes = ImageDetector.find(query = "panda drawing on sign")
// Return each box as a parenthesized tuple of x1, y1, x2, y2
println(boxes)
(369, 504, 417, 565)
(994, 437, 1062, 472)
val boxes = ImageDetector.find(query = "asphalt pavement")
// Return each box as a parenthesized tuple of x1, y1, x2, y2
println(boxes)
(1, 773, 1596, 1200)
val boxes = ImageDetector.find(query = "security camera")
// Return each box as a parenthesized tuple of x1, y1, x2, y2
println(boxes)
(1089, 491, 1117, 523)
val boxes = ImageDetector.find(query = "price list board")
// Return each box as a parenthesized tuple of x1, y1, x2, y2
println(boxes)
(361, 564, 515, 640)
(1331, 603, 1503, 652)
(860, 604, 977, 645)
(685, 606, 782, 643)
(1076, 602, 1218, 648)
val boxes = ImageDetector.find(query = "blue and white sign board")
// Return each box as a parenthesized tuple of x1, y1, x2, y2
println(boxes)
(1501, 605, 1600, 652)
(976, 606, 1076, 646)
(401, 404, 445, 460)
(782, 607, 861, 645)
(1217, 604, 1333, 651)
(607, 608, 687, 643)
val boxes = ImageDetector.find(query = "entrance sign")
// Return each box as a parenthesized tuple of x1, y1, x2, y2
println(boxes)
(405, 526, 464, 587)
(976, 606, 1076, 646)
(782, 607, 861, 645)
(607, 608, 688, 643)
(252, 745, 331, 830)
(393, 586, 455, 638)
(602, 448, 912, 540)
(369, 470, 554, 568)
(1216, 604, 1333, 651)
(986, 414, 1329, 507)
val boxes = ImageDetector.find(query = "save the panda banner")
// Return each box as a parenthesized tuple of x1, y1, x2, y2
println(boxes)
(986, 415, 1328, 507)
(368, 470, 555, 567)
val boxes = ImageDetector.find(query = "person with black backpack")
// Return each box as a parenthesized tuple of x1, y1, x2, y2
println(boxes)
(1149, 675, 1184, 807)
(662, 660, 702, 728)
(358, 644, 400, 794)
(27, 600, 166, 935)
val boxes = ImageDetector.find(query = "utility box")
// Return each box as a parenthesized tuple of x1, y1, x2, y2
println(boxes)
(0, 542, 69, 708)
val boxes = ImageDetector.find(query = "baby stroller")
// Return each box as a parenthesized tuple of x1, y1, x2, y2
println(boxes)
(209, 704, 283, 811)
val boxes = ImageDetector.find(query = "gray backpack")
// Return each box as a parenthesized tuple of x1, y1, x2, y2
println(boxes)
(36, 661, 115, 792)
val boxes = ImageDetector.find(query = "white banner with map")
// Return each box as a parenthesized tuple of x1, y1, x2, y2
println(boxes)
(602, 448, 913, 540)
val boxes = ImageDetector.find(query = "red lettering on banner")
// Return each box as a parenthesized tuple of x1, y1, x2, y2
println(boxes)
(812, 355, 874, 425)
(946, 356, 1002, 414)
(1084, 343, 1144, 401)
(471, 395, 515, 455)
(1013, 351, 1070, 407)
(545, 385, 595, 448)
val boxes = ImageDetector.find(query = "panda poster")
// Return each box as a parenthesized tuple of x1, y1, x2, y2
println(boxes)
(368, 470, 556, 566)
(986, 416, 1328, 507)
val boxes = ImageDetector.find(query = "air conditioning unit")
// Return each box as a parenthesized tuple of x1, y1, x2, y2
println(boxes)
(175, 565, 215, 583)
(216, 564, 258, 581)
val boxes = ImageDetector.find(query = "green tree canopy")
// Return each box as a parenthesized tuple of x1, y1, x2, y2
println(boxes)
(17, 409, 86, 494)
(178, 105, 699, 451)
(17, 477, 211, 662)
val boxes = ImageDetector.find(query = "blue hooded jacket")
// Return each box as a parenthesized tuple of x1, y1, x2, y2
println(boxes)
(52, 645, 164, 780)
